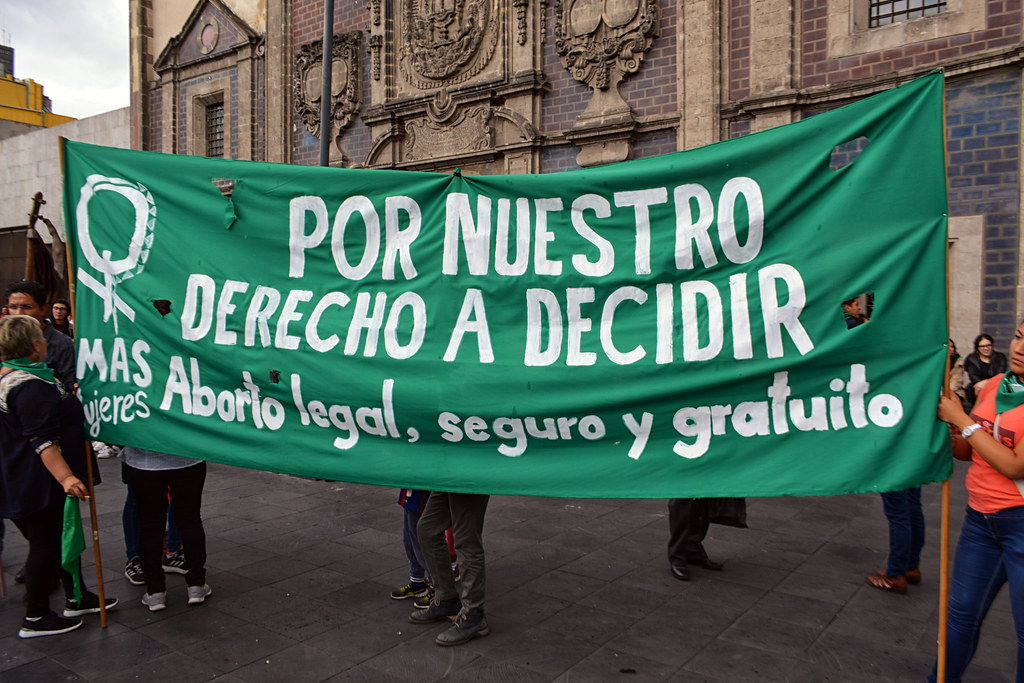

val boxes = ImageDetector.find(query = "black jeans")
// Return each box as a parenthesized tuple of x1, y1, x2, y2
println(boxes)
(12, 498, 63, 617)
(125, 462, 207, 593)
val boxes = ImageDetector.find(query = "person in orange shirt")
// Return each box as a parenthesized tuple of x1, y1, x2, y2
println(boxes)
(936, 319, 1024, 682)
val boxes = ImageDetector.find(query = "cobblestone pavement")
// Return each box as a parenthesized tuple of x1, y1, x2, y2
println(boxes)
(0, 457, 1015, 681)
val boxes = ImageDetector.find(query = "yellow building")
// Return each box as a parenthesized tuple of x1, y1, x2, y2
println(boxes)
(0, 45, 74, 128)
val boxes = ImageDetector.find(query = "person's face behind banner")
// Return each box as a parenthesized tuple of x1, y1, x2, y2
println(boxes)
(1010, 322, 1024, 376)
(52, 303, 69, 323)
(6, 293, 46, 325)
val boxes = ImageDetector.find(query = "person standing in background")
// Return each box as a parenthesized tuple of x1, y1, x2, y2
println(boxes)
(964, 333, 1007, 406)
(49, 299, 73, 339)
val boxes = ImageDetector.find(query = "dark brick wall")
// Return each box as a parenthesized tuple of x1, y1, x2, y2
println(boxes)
(620, 2, 678, 119)
(542, 2, 678, 138)
(729, 119, 751, 139)
(729, 0, 752, 100)
(148, 88, 162, 152)
(176, 69, 239, 156)
(340, 40, 373, 166)
(540, 146, 579, 173)
(292, 0, 371, 166)
(541, 1, 592, 137)
(633, 130, 678, 159)
(946, 69, 1021, 345)
(800, 0, 1021, 87)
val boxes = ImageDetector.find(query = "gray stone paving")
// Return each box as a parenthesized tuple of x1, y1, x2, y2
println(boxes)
(0, 457, 1015, 682)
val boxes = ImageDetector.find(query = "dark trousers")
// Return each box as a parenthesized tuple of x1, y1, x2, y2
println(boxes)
(667, 498, 711, 565)
(418, 492, 489, 615)
(125, 462, 207, 593)
(12, 498, 63, 617)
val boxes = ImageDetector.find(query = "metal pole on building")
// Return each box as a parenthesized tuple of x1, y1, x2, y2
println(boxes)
(319, 0, 334, 167)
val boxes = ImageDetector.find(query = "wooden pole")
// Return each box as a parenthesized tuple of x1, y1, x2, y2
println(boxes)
(938, 478, 950, 682)
(58, 138, 108, 627)
(937, 73, 952, 683)
(25, 191, 44, 282)
(82, 442, 108, 628)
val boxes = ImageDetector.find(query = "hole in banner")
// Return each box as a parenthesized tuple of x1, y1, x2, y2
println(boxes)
(840, 292, 872, 329)
(153, 300, 172, 316)
(269, 370, 281, 383)
(211, 178, 236, 197)
(830, 136, 870, 170)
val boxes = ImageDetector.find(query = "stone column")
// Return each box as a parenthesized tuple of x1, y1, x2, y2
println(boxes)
(679, 0, 721, 150)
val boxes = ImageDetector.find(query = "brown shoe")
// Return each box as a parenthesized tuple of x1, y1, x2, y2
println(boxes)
(866, 571, 908, 594)
(905, 567, 921, 585)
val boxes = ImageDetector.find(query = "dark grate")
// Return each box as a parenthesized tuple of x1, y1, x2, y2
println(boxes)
(206, 102, 225, 158)
(869, 0, 946, 27)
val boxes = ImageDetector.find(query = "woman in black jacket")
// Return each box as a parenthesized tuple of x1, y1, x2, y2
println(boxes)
(964, 333, 1008, 407)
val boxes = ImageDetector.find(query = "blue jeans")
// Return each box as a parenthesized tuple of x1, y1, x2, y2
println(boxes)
(880, 487, 924, 575)
(403, 507, 428, 583)
(930, 505, 1024, 683)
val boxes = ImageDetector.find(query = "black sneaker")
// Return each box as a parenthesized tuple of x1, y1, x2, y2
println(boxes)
(409, 596, 460, 624)
(18, 612, 82, 639)
(390, 582, 429, 600)
(124, 557, 146, 585)
(414, 588, 436, 609)
(64, 592, 118, 617)
(435, 611, 489, 646)
(162, 551, 187, 575)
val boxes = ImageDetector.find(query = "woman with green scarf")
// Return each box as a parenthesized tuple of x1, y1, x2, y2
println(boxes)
(935, 319, 1024, 682)
(0, 315, 91, 638)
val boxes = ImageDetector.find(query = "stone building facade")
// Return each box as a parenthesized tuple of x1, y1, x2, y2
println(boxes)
(130, 0, 1023, 347)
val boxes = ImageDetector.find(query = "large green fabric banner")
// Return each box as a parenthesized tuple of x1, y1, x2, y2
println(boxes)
(62, 71, 950, 498)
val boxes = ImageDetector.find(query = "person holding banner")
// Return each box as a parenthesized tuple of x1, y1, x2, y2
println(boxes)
(0, 315, 96, 637)
(667, 498, 724, 581)
(936, 319, 1024, 682)
(865, 487, 924, 594)
(409, 493, 490, 646)
(949, 339, 969, 412)
(119, 447, 211, 611)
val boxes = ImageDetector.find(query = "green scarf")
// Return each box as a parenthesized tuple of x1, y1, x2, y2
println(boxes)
(1, 357, 54, 382)
(995, 372, 1024, 414)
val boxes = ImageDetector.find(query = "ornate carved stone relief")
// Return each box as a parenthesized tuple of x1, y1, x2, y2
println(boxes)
(514, 0, 529, 44)
(364, 0, 547, 172)
(554, 0, 659, 166)
(399, 0, 502, 89)
(294, 32, 362, 153)
(405, 105, 493, 161)
(555, 0, 657, 120)
(368, 34, 382, 81)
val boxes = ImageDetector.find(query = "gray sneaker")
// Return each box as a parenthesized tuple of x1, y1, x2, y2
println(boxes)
(187, 584, 212, 605)
(435, 611, 489, 646)
(409, 596, 460, 624)
(141, 592, 166, 612)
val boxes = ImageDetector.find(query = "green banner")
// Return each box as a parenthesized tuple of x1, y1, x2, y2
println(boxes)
(62, 71, 951, 498)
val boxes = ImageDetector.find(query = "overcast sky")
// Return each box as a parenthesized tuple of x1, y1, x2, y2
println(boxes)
(1, 1, 129, 120)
